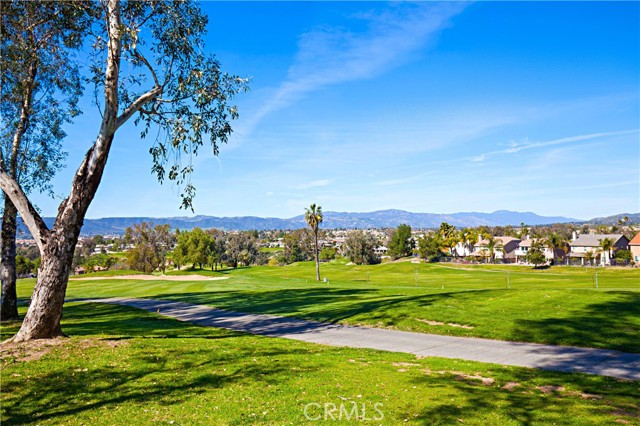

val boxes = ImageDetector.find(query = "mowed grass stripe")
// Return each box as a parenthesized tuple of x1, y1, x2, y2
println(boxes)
(16, 262, 640, 351)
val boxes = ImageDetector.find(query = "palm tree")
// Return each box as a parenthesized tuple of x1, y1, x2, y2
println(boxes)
(484, 235, 503, 263)
(544, 233, 567, 264)
(305, 204, 323, 281)
(598, 238, 614, 266)
(584, 250, 595, 266)
(460, 228, 477, 257)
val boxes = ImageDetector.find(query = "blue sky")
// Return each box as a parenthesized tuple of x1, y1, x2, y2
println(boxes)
(31, 1, 639, 220)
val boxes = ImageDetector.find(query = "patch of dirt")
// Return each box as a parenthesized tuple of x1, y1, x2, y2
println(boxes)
(455, 373, 494, 386)
(0, 338, 65, 362)
(347, 358, 369, 365)
(537, 385, 565, 394)
(1, 338, 129, 363)
(612, 409, 639, 419)
(565, 391, 603, 400)
(70, 274, 229, 281)
(393, 362, 420, 367)
(431, 370, 495, 386)
(416, 319, 446, 326)
(502, 382, 521, 391)
(447, 323, 474, 329)
(416, 318, 474, 329)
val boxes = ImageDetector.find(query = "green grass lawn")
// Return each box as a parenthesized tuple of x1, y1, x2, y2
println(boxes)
(19, 261, 639, 352)
(2, 303, 638, 426)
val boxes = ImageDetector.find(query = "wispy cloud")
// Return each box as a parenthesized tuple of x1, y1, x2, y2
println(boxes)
(293, 179, 333, 190)
(241, 2, 467, 136)
(471, 129, 639, 162)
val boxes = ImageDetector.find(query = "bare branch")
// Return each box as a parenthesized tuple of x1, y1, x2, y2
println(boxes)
(0, 170, 49, 253)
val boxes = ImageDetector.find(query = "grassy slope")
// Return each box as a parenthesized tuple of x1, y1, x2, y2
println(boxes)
(2, 304, 638, 426)
(19, 262, 639, 352)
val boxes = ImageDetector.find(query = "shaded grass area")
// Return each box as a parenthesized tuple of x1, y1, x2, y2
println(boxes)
(2, 303, 639, 426)
(15, 262, 640, 351)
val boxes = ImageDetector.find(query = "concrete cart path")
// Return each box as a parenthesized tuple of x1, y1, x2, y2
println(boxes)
(81, 297, 640, 380)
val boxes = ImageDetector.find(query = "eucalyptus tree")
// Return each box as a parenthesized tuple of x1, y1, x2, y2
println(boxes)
(124, 222, 174, 273)
(0, 1, 87, 321)
(0, 0, 248, 341)
(344, 230, 380, 265)
(305, 204, 323, 281)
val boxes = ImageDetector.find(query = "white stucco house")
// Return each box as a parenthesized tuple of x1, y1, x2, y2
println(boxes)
(514, 239, 566, 264)
(568, 233, 629, 266)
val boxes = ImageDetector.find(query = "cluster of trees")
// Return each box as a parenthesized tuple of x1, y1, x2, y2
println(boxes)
(124, 223, 175, 273)
(72, 234, 123, 271)
(172, 228, 260, 271)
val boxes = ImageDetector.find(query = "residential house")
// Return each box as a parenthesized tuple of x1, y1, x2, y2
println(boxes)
(568, 234, 629, 266)
(374, 245, 388, 256)
(452, 240, 475, 257)
(470, 236, 521, 263)
(514, 239, 566, 264)
(629, 232, 640, 264)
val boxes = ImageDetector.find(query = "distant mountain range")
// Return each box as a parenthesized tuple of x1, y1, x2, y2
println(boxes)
(585, 213, 640, 225)
(16, 209, 593, 237)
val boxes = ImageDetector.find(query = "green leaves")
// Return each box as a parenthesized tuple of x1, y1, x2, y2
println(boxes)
(86, 0, 249, 211)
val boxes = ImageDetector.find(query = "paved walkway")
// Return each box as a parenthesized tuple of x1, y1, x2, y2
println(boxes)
(82, 297, 640, 380)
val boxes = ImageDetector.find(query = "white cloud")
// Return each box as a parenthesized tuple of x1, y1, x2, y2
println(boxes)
(241, 2, 467, 137)
(293, 179, 333, 190)
(470, 129, 639, 162)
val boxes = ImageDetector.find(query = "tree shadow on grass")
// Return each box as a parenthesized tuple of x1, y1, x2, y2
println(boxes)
(145, 287, 466, 326)
(145, 287, 640, 353)
(59, 302, 246, 339)
(410, 366, 639, 425)
(1, 303, 320, 426)
(512, 291, 640, 353)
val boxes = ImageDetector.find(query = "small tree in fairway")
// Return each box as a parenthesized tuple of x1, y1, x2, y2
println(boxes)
(526, 240, 547, 269)
(388, 224, 413, 259)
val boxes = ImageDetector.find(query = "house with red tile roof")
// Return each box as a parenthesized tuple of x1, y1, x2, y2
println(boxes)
(629, 232, 640, 264)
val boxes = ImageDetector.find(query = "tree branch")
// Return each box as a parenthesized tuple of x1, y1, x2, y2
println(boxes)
(115, 85, 162, 130)
(0, 170, 49, 253)
(132, 49, 159, 86)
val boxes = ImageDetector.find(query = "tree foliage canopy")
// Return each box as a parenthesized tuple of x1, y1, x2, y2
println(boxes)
(344, 231, 380, 265)
(387, 224, 413, 259)
(124, 222, 174, 273)
(84, 0, 249, 210)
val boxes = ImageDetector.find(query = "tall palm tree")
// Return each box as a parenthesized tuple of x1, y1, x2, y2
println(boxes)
(305, 204, 323, 281)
